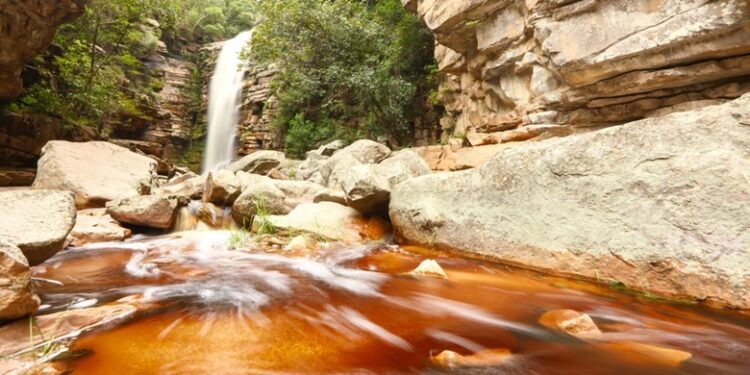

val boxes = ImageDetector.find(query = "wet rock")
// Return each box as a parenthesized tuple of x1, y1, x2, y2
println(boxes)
(32, 141, 158, 208)
(261, 202, 366, 243)
(599, 341, 692, 368)
(68, 209, 132, 247)
(0, 190, 76, 266)
(106, 195, 187, 229)
(0, 239, 39, 321)
(431, 348, 513, 368)
(539, 309, 602, 338)
(226, 150, 285, 175)
(156, 174, 206, 199)
(390, 95, 750, 309)
(196, 202, 233, 228)
(0, 304, 137, 357)
(409, 259, 448, 279)
(319, 140, 391, 182)
(203, 170, 241, 205)
(285, 235, 317, 252)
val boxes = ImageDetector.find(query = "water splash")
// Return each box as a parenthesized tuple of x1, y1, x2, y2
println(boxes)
(202, 30, 253, 173)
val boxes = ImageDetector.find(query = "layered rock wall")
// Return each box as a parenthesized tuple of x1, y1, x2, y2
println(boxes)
(406, 0, 750, 148)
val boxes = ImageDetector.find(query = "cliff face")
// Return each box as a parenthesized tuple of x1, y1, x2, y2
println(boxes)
(0, 0, 87, 101)
(406, 0, 750, 147)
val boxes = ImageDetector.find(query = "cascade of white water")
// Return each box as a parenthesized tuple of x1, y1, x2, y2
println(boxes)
(202, 30, 253, 173)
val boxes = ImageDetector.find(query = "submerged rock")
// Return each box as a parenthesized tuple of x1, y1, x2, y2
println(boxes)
(431, 348, 513, 368)
(106, 195, 187, 229)
(0, 239, 39, 321)
(390, 95, 750, 309)
(538, 309, 602, 338)
(0, 304, 137, 357)
(32, 141, 157, 208)
(409, 259, 448, 279)
(226, 150, 285, 175)
(0, 190, 76, 266)
(68, 209, 132, 247)
(599, 342, 692, 368)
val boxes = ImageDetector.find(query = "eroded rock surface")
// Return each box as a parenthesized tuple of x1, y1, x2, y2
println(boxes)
(0, 0, 88, 100)
(0, 239, 39, 321)
(407, 0, 750, 148)
(391, 94, 750, 308)
(0, 189, 76, 266)
(33, 141, 158, 208)
(68, 209, 132, 247)
(106, 195, 186, 229)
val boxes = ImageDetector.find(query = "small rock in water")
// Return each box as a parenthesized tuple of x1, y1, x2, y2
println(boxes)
(599, 341, 692, 367)
(538, 309, 602, 338)
(285, 235, 317, 252)
(431, 348, 513, 368)
(410, 259, 448, 279)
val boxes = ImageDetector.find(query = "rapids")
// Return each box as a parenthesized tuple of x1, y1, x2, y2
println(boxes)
(24, 232, 750, 374)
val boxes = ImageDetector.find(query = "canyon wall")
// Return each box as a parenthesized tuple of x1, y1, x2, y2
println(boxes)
(0, 0, 87, 101)
(405, 0, 750, 157)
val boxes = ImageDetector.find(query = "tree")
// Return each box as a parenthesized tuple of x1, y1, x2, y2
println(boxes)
(251, 0, 436, 158)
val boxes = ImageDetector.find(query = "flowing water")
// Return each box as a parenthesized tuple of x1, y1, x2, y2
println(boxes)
(202, 31, 253, 173)
(23, 232, 750, 374)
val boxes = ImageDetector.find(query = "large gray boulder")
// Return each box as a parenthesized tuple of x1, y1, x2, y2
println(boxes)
(106, 195, 187, 229)
(319, 140, 391, 183)
(156, 173, 206, 199)
(232, 173, 331, 226)
(391, 94, 750, 309)
(0, 190, 76, 265)
(33, 141, 158, 208)
(203, 170, 241, 205)
(225, 150, 285, 175)
(0, 239, 39, 321)
(326, 150, 431, 213)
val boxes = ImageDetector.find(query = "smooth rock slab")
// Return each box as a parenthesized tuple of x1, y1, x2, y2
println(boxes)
(0, 239, 39, 321)
(0, 189, 76, 266)
(390, 94, 750, 309)
(68, 209, 132, 247)
(225, 150, 285, 175)
(32, 141, 157, 208)
(261, 202, 366, 243)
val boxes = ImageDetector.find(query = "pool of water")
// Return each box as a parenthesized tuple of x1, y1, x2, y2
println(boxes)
(29, 232, 750, 374)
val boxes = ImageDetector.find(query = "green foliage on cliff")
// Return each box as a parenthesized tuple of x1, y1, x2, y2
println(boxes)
(5, 0, 259, 133)
(251, 0, 436, 158)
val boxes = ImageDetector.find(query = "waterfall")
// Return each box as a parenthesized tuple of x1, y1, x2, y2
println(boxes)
(202, 30, 253, 173)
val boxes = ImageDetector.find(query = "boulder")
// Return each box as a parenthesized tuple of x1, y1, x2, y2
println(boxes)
(0, 190, 76, 266)
(32, 141, 158, 208)
(307, 139, 345, 158)
(326, 150, 431, 213)
(106, 195, 187, 229)
(0, 239, 39, 321)
(390, 95, 750, 309)
(260, 202, 366, 243)
(156, 174, 206, 199)
(232, 173, 328, 226)
(296, 154, 328, 181)
(68, 209, 132, 247)
(203, 170, 241, 205)
(225, 150, 285, 175)
(539, 309, 602, 338)
(319, 140, 391, 182)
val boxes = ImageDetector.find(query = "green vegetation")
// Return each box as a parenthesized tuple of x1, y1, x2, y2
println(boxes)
(251, 0, 437, 158)
(253, 196, 276, 235)
(228, 227, 252, 250)
(4, 0, 260, 134)
(28, 316, 65, 359)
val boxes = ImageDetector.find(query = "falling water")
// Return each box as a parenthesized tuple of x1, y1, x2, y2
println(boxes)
(202, 31, 253, 173)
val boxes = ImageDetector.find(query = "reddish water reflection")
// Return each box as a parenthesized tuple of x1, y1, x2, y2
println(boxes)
(30, 233, 750, 374)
